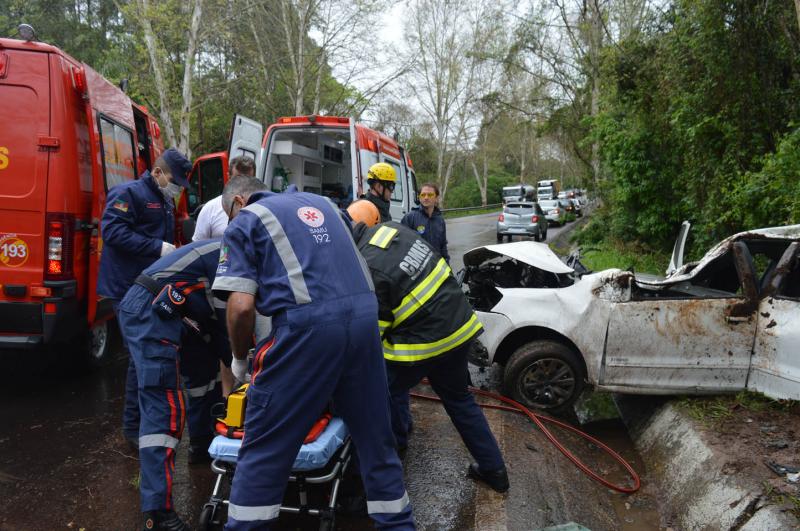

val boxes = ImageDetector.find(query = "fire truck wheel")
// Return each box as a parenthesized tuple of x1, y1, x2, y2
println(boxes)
(87, 320, 117, 367)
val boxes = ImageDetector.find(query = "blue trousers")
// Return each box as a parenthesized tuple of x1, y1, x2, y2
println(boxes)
(122, 303, 221, 447)
(386, 340, 505, 472)
(117, 285, 220, 511)
(225, 294, 414, 531)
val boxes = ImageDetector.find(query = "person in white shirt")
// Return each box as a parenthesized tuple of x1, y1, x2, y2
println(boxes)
(193, 156, 256, 241)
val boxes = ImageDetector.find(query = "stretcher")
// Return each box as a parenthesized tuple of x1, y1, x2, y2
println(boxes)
(198, 414, 352, 531)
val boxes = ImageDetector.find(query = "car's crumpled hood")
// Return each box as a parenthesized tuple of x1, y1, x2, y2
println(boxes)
(463, 241, 574, 274)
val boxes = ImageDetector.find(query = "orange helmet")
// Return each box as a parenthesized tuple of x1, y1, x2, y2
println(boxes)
(347, 199, 381, 227)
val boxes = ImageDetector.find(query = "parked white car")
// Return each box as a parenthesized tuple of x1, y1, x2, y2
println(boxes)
(461, 223, 800, 412)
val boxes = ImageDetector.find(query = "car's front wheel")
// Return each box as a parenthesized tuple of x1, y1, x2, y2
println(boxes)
(502, 340, 585, 414)
(496, 233, 503, 243)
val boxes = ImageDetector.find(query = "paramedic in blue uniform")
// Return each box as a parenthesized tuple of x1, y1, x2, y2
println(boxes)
(117, 238, 231, 531)
(213, 178, 415, 530)
(401, 182, 449, 263)
(96, 148, 193, 448)
(348, 200, 509, 493)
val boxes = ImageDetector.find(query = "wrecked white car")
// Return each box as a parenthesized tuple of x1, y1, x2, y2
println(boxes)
(461, 223, 800, 412)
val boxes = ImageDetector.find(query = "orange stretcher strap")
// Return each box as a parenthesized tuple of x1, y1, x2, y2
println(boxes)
(216, 413, 333, 444)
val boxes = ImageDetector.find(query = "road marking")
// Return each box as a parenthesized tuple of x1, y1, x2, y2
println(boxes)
(473, 407, 508, 531)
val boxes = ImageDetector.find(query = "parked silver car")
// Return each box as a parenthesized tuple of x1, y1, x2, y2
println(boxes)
(538, 200, 566, 226)
(497, 202, 548, 242)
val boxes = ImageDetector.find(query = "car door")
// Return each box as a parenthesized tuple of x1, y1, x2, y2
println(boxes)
(748, 242, 800, 400)
(600, 243, 759, 392)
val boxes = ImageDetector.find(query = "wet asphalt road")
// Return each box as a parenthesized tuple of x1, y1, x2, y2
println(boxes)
(0, 212, 662, 530)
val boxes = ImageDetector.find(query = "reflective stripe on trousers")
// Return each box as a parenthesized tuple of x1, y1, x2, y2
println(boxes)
(228, 503, 281, 522)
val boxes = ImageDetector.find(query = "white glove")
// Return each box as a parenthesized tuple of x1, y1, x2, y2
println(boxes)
(160, 241, 176, 256)
(231, 357, 249, 383)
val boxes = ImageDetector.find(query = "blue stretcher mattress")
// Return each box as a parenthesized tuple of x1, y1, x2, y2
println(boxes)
(208, 417, 348, 471)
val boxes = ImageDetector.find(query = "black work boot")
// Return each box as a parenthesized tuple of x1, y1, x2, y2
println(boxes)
(467, 463, 510, 493)
(142, 509, 191, 531)
(188, 436, 212, 465)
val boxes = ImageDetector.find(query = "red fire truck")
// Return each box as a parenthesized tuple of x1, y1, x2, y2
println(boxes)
(0, 35, 164, 364)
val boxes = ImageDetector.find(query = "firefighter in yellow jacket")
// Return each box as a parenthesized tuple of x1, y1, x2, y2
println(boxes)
(347, 200, 509, 493)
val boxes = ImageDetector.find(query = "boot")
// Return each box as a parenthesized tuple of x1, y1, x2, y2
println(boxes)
(142, 509, 191, 531)
(188, 436, 212, 465)
(467, 463, 509, 493)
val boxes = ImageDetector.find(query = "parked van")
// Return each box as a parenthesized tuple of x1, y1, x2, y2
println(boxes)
(180, 115, 419, 239)
(0, 36, 164, 363)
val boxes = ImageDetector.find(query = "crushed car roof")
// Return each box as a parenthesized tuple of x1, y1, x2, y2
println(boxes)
(640, 224, 800, 286)
(463, 241, 575, 274)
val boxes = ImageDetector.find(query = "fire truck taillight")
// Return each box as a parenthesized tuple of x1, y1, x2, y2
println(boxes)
(0, 52, 8, 79)
(45, 213, 75, 280)
(71, 66, 87, 97)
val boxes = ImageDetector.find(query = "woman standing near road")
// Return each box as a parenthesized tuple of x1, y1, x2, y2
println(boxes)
(401, 183, 450, 263)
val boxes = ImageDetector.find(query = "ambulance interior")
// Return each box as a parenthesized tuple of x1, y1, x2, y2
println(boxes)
(264, 128, 354, 208)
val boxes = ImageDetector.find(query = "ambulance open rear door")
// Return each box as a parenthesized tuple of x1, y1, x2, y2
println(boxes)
(228, 114, 263, 179)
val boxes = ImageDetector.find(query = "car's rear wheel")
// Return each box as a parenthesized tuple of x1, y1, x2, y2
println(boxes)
(502, 340, 585, 414)
(496, 233, 503, 242)
(534, 229, 541, 242)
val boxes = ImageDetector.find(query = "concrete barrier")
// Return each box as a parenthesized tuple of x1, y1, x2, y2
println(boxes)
(614, 396, 799, 530)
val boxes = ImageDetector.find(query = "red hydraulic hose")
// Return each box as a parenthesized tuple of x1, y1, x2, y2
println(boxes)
(410, 380, 641, 494)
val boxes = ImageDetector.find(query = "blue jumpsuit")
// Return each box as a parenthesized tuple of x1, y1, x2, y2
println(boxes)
(116, 240, 230, 512)
(213, 189, 414, 530)
(96, 171, 177, 441)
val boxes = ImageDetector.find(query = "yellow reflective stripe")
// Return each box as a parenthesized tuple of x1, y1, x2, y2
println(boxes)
(383, 314, 483, 362)
(368, 226, 398, 249)
(378, 319, 391, 336)
(392, 258, 450, 327)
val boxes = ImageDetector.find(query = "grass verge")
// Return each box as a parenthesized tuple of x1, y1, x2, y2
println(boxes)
(676, 391, 798, 427)
(577, 244, 668, 275)
(442, 206, 500, 219)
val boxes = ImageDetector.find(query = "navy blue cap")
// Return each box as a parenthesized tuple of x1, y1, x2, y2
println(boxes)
(162, 148, 192, 187)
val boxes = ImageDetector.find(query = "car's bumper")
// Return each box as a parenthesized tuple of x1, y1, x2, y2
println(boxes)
(0, 281, 84, 350)
(497, 224, 537, 236)
(545, 214, 561, 224)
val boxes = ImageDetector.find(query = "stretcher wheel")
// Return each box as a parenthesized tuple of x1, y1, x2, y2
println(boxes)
(198, 503, 217, 530)
(319, 515, 335, 531)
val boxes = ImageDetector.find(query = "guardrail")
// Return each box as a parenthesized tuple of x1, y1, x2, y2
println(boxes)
(441, 203, 502, 213)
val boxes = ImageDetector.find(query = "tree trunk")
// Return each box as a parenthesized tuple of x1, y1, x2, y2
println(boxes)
(588, 0, 604, 190)
(138, 0, 177, 148)
(178, 0, 203, 156)
(795, 0, 800, 35)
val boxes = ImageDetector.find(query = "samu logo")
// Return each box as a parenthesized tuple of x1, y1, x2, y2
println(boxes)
(297, 206, 325, 228)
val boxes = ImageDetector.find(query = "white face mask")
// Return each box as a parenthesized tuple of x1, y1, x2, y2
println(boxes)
(161, 181, 183, 200)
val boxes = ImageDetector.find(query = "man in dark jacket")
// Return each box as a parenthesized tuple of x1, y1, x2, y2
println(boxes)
(348, 200, 509, 493)
(401, 182, 449, 262)
(97, 147, 193, 447)
(363, 162, 395, 222)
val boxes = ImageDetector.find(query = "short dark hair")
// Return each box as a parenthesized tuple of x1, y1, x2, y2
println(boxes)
(229, 156, 257, 177)
(221, 176, 267, 212)
(420, 182, 439, 196)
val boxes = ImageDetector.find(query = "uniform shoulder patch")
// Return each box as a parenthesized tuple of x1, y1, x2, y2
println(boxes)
(368, 226, 399, 249)
(112, 199, 129, 212)
(416, 225, 426, 234)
